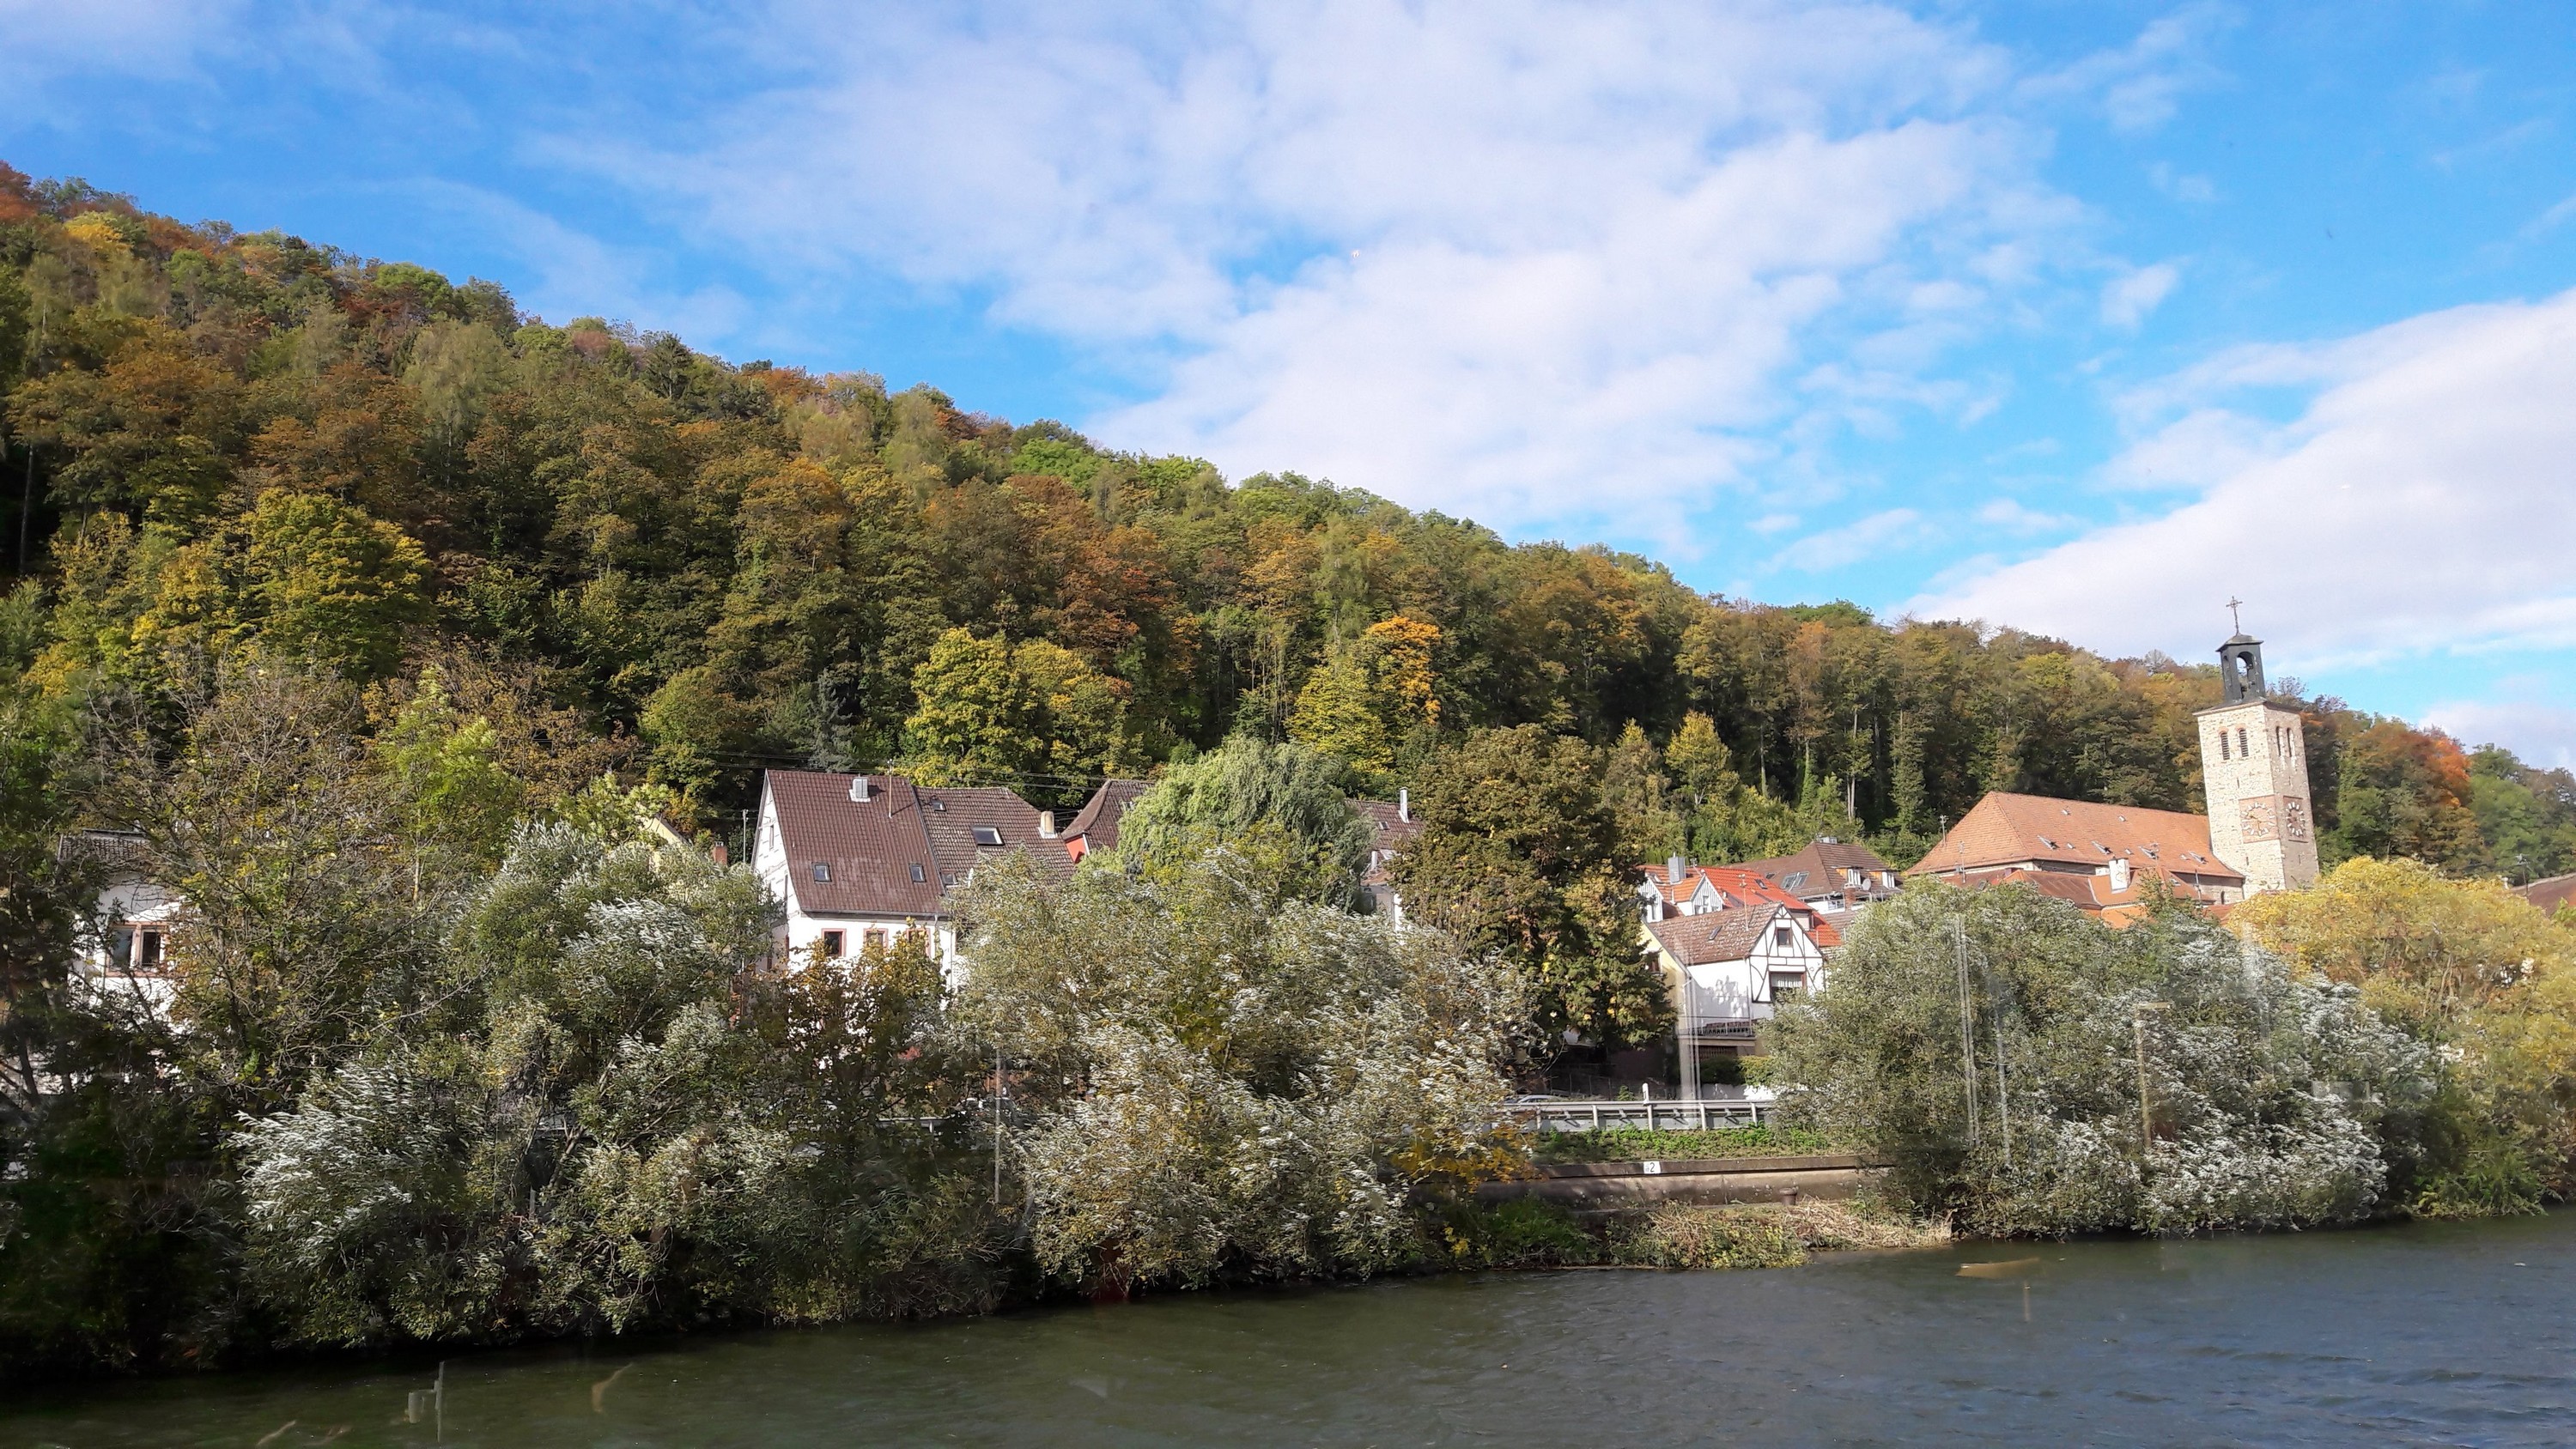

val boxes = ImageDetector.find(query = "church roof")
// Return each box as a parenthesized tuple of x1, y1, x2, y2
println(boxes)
(1905, 791, 2245, 884)
(1984, 864, 2220, 927)
(2518, 871, 2576, 917)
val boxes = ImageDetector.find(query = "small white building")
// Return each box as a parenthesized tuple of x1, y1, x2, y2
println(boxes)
(750, 770, 1074, 981)
(75, 832, 180, 1012)
(1643, 902, 1829, 1099)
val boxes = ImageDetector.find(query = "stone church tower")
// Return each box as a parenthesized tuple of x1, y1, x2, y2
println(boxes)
(2196, 627, 2319, 896)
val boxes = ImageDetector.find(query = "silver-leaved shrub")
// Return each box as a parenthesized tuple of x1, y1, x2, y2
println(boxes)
(1771, 882, 2437, 1236)
(945, 850, 1527, 1294)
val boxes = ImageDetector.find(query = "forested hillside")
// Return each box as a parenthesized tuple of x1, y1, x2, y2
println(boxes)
(1, 163, 2567, 879)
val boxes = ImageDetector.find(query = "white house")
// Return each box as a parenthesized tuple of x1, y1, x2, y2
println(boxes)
(750, 770, 1074, 981)
(75, 832, 180, 1013)
(1642, 902, 1829, 1099)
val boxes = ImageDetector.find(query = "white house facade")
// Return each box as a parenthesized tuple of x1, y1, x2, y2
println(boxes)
(1643, 903, 1829, 1099)
(751, 770, 1073, 982)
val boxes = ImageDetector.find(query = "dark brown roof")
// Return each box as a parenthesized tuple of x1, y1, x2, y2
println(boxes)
(1063, 778, 1152, 852)
(1352, 798, 1423, 845)
(2519, 871, 2576, 916)
(1647, 905, 1790, 967)
(763, 771, 1072, 918)
(1905, 791, 2244, 885)
(1733, 840, 1899, 897)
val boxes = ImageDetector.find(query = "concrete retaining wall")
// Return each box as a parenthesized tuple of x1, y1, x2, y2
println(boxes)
(1475, 1154, 1883, 1210)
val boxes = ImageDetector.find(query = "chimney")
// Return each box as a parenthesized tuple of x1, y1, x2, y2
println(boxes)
(1668, 852, 1687, 887)
(1398, 787, 1409, 823)
(849, 774, 872, 803)
(710, 841, 730, 867)
(1037, 810, 1058, 840)
(2109, 857, 2132, 893)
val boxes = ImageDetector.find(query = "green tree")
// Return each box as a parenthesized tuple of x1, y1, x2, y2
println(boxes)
(1388, 726, 1669, 1049)
(139, 491, 433, 679)
(902, 628, 1126, 802)
(904, 630, 1036, 785)
(375, 663, 525, 878)
(1113, 736, 1373, 907)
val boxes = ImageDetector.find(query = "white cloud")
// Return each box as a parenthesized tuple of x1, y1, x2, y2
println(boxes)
(399, 181, 751, 343)
(2421, 700, 2576, 772)
(2019, 4, 2233, 136)
(1779, 507, 1927, 573)
(556, 0, 2087, 530)
(2148, 161, 2217, 203)
(1975, 497, 2071, 533)
(2100, 261, 2179, 328)
(0, 0, 241, 99)
(1917, 288, 2576, 671)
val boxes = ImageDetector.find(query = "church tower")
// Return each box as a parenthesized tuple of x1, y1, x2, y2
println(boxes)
(2196, 624, 2318, 896)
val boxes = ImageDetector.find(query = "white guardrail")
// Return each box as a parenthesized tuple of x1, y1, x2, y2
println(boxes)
(1502, 1089, 1777, 1131)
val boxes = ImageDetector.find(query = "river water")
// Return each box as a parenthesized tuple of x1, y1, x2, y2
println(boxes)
(7, 1212, 2573, 1447)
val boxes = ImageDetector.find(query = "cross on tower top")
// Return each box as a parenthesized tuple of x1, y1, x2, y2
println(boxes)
(2227, 597, 2245, 635)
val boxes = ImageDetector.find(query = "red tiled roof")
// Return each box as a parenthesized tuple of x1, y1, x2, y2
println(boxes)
(1906, 791, 2244, 886)
(1639, 862, 1844, 944)
(764, 771, 1072, 918)
(1639, 861, 1710, 905)
(1980, 863, 2219, 928)
(2518, 872, 2576, 917)
(1063, 778, 1152, 856)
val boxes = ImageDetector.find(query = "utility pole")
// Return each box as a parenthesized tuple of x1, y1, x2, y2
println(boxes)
(1995, 1015, 2010, 1168)
(1956, 918, 1978, 1146)
(2133, 1002, 2170, 1155)
(992, 1041, 1005, 1208)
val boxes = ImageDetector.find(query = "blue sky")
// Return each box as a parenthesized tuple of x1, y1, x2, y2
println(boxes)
(5, 1, 2573, 764)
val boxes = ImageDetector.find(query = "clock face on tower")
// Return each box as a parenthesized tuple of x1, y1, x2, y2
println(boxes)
(2283, 799, 2310, 842)
(2240, 798, 2278, 842)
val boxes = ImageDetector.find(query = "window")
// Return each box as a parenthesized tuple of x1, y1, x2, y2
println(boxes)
(910, 863, 927, 882)
(1772, 925, 1793, 948)
(1770, 973, 1805, 1003)
(820, 931, 845, 958)
(110, 925, 168, 975)
(810, 861, 832, 882)
(2237, 726, 2249, 758)
(2220, 731, 2230, 761)
(971, 825, 1003, 846)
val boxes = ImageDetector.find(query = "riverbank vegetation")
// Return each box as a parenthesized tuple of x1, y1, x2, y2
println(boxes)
(1437, 1196, 1945, 1271)
(0, 664, 1534, 1373)
(1529, 1125, 1838, 1163)
(1771, 870, 2576, 1235)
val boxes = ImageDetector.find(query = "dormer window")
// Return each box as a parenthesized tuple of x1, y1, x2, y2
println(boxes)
(810, 862, 831, 882)
(971, 825, 1003, 847)
(930, 799, 946, 812)
(909, 863, 927, 882)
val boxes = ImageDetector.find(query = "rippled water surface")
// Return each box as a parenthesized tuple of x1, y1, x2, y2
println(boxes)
(8, 1212, 2573, 1446)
